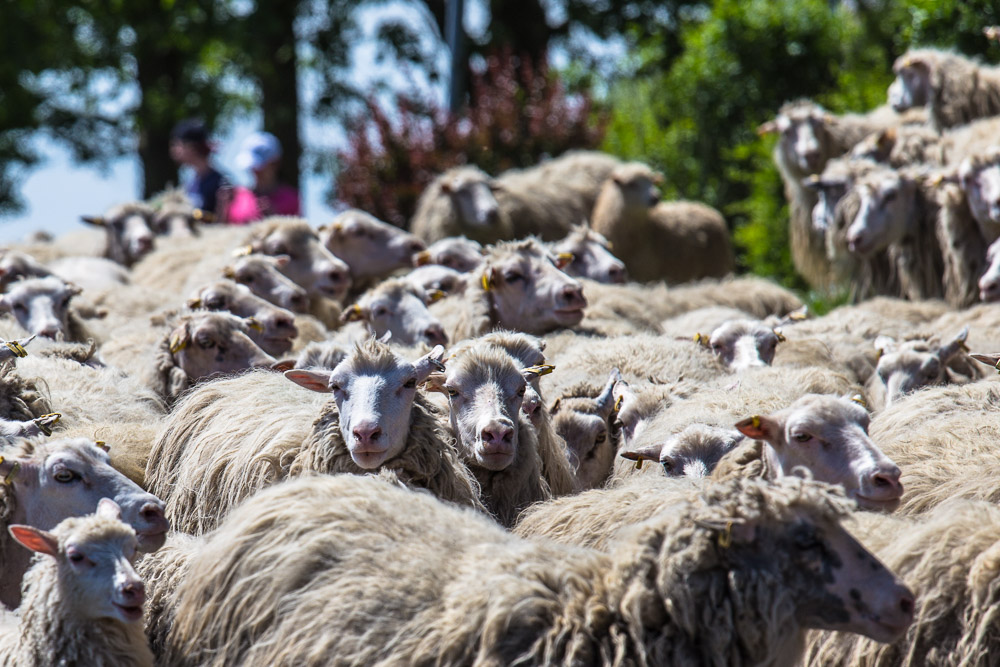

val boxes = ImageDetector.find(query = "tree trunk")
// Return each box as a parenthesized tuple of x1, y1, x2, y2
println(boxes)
(135, 50, 185, 199)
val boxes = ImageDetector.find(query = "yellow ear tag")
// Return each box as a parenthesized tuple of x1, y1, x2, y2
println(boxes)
(524, 364, 555, 376)
(774, 328, 786, 343)
(222, 267, 236, 279)
(232, 245, 253, 258)
(346, 304, 363, 322)
(95, 440, 110, 453)
(634, 456, 643, 470)
(614, 395, 623, 412)
(481, 273, 492, 291)
(850, 394, 867, 408)
(187, 298, 202, 309)
(3, 459, 20, 486)
(751, 415, 761, 429)
(246, 318, 264, 332)
(35, 413, 60, 437)
(169, 334, 187, 354)
(428, 290, 446, 303)
(718, 520, 733, 549)
(5, 340, 28, 358)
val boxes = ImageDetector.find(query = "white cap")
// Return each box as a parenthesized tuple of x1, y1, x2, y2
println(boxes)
(236, 131, 282, 171)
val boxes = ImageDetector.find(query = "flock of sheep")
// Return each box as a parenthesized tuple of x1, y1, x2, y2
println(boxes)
(1, 43, 1000, 667)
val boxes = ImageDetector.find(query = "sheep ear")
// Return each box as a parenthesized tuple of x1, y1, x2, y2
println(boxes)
(425, 289, 446, 304)
(413, 250, 432, 267)
(97, 498, 122, 521)
(340, 304, 366, 323)
(553, 252, 574, 270)
(186, 297, 203, 309)
(439, 180, 454, 194)
(595, 368, 620, 417)
(874, 335, 897, 358)
(479, 267, 497, 292)
(422, 372, 448, 394)
(0, 295, 10, 313)
(619, 443, 663, 463)
(971, 353, 1000, 372)
(273, 254, 291, 268)
(734, 415, 781, 444)
(937, 325, 970, 362)
(9, 525, 59, 557)
(414, 345, 446, 383)
(167, 322, 191, 355)
(80, 215, 106, 227)
(270, 359, 296, 372)
(757, 120, 777, 136)
(284, 369, 335, 393)
(487, 180, 504, 193)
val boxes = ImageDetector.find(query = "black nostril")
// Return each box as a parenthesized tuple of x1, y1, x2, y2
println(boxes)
(140, 503, 164, 521)
(900, 596, 914, 615)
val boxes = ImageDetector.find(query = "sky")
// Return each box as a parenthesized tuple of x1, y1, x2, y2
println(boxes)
(0, 1, 472, 243)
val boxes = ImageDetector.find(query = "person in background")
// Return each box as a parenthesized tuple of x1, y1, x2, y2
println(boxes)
(225, 131, 301, 225)
(169, 119, 229, 216)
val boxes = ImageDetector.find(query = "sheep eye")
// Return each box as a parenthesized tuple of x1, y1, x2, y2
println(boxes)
(373, 306, 389, 317)
(13, 304, 26, 313)
(329, 383, 342, 393)
(516, 386, 526, 397)
(447, 389, 459, 398)
(68, 550, 85, 563)
(204, 297, 225, 309)
(792, 433, 811, 443)
(504, 272, 524, 283)
(403, 378, 416, 389)
(661, 460, 674, 473)
(595, 432, 607, 444)
(197, 337, 215, 349)
(53, 469, 78, 483)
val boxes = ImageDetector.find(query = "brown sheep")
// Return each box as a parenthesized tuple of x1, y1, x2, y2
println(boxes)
(591, 162, 734, 284)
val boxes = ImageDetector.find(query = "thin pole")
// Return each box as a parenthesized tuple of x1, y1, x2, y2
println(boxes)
(446, 0, 465, 112)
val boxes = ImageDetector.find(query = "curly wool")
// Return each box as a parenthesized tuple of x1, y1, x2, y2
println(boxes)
(160, 474, 854, 667)
(145, 368, 482, 535)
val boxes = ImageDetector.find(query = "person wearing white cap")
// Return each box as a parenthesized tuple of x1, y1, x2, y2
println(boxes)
(224, 131, 301, 224)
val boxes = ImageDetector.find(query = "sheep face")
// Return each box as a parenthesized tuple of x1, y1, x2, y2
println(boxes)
(735, 394, 903, 512)
(166, 312, 277, 384)
(3, 438, 168, 552)
(224, 255, 309, 313)
(455, 331, 548, 425)
(429, 348, 533, 471)
(960, 155, 1000, 234)
(81, 205, 156, 267)
(764, 107, 831, 176)
(978, 238, 1000, 301)
(871, 327, 969, 407)
(414, 237, 485, 273)
(406, 265, 465, 297)
(706, 319, 782, 370)
(621, 423, 742, 478)
(249, 222, 351, 302)
(442, 171, 502, 229)
(286, 344, 445, 469)
(804, 176, 849, 232)
(481, 242, 587, 333)
(188, 280, 298, 356)
(153, 209, 200, 238)
(612, 169, 661, 213)
(846, 174, 916, 257)
(0, 276, 80, 340)
(888, 56, 931, 112)
(549, 226, 626, 284)
(553, 372, 619, 488)
(321, 212, 425, 280)
(342, 280, 447, 347)
(0, 250, 52, 291)
(11, 500, 146, 624)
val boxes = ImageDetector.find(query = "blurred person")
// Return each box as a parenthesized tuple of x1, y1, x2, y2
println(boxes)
(225, 131, 301, 225)
(169, 119, 229, 216)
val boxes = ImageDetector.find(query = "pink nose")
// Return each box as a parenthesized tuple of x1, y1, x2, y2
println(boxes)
(120, 580, 145, 604)
(560, 284, 586, 308)
(287, 291, 308, 311)
(423, 324, 447, 345)
(867, 465, 903, 499)
(352, 422, 382, 447)
(270, 313, 297, 336)
(38, 324, 62, 339)
(607, 264, 626, 283)
(481, 423, 514, 451)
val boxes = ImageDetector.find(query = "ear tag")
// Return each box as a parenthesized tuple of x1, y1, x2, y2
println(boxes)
(346, 305, 363, 322)
(850, 394, 867, 408)
(246, 318, 264, 332)
(481, 273, 493, 291)
(774, 328, 786, 343)
(95, 440, 110, 453)
(524, 364, 555, 377)
(187, 298, 202, 309)
(751, 415, 761, 429)
(4, 340, 28, 358)
(718, 520, 733, 549)
(634, 456, 643, 470)
(429, 358, 446, 372)
(169, 334, 187, 354)
(35, 413, 60, 437)
(556, 252, 574, 267)
(232, 245, 253, 257)
(222, 267, 236, 279)
(428, 290, 446, 303)
(332, 222, 342, 232)
(614, 395, 623, 412)
(606, 241, 614, 251)
(550, 398, 561, 413)
(1, 457, 20, 486)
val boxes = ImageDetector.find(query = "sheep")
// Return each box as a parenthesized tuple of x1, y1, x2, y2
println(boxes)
(0, 276, 91, 342)
(47, 256, 130, 292)
(145, 342, 482, 534)
(410, 165, 514, 244)
(867, 379, 1000, 516)
(80, 202, 157, 268)
(243, 217, 352, 305)
(290, 338, 349, 370)
(845, 164, 946, 301)
(185, 279, 299, 357)
(889, 48, 1000, 132)
(447, 330, 578, 496)
(337, 277, 448, 347)
(319, 208, 425, 282)
(423, 341, 551, 526)
(493, 150, 624, 241)
(159, 473, 914, 666)
(404, 264, 466, 297)
(140, 311, 278, 404)
(848, 123, 948, 167)
(550, 370, 622, 490)
(430, 238, 587, 341)
(957, 145, 1000, 243)
(547, 223, 627, 283)
(0, 250, 52, 291)
(0, 437, 167, 608)
(590, 162, 734, 284)
(222, 253, 309, 313)
(866, 326, 980, 410)
(0, 500, 153, 666)
(413, 236, 485, 273)
(148, 188, 206, 237)
(805, 499, 1000, 666)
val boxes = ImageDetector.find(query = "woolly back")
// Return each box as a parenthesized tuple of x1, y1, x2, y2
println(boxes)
(0, 364, 49, 422)
(245, 217, 317, 245)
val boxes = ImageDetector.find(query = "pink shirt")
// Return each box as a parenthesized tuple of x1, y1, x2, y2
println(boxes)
(227, 185, 300, 224)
